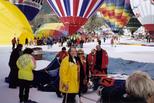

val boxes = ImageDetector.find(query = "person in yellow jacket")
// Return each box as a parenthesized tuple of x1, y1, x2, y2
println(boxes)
(59, 47, 80, 103)
(16, 48, 36, 103)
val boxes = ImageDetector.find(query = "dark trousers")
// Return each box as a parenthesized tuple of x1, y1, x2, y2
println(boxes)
(9, 67, 18, 88)
(55, 79, 61, 97)
(92, 76, 101, 90)
(19, 79, 32, 102)
(62, 93, 77, 103)
(79, 81, 88, 96)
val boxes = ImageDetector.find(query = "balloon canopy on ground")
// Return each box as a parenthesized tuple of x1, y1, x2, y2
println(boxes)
(0, 0, 33, 45)
(130, 0, 154, 35)
(35, 23, 67, 38)
(99, 0, 132, 33)
(9, 0, 44, 21)
(47, 0, 104, 35)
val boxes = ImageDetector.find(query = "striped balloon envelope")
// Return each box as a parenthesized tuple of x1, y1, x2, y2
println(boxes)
(130, 0, 154, 35)
(0, 0, 33, 44)
(9, 0, 44, 21)
(99, 0, 132, 33)
(47, 0, 104, 35)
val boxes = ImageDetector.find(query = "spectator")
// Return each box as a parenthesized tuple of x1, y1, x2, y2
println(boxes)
(87, 49, 96, 75)
(11, 37, 16, 50)
(103, 36, 106, 43)
(77, 49, 89, 94)
(94, 45, 108, 75)
(55, 47, 68, 98)
(16, 48, 36, 103)
(56, 47, 68, 63)
(97, 39, 101, 45)
(59, 47, 80, 103)
(8, 44, 23, 88)
(17, 38, 20, 45)
(25, 38, 28, 45)
(80, 39, 84, 48)
(111, 38, 114, 47)
(123, 71, 154, 103)
(92, 45, 109, 90)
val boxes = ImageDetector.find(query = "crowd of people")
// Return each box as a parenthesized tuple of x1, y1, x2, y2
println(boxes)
(8, 43, 110, 103)
(58, 45, 109, 103)
(11, 32, 105, 50)
(8, 40, 154, 103)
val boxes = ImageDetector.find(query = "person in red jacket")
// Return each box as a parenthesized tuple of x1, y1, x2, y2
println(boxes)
(87, 49, 96, 75)
(94, 45, 108, 75)
(90, 45, 109, 90)
(56, 47, 68, 63)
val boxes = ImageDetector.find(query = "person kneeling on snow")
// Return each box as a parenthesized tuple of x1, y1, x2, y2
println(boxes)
(17, 48, 36, 103)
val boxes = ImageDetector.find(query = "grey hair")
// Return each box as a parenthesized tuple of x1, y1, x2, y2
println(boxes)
(126, 71, 154, 99)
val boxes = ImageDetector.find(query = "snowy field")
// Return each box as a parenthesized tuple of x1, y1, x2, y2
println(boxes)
(0, 37, 154, 103)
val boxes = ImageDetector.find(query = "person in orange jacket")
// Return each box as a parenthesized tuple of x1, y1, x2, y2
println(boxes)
(56, 47, 68, 63)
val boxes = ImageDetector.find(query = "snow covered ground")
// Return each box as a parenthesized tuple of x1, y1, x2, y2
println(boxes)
(0, 37, 154, 103)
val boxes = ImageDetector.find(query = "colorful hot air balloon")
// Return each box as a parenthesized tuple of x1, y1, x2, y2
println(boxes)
(9, 0, 44, 21)
(0, 0, 33, 45)
(47, 0, 104, 35)
(99, 0, 132, 33)
(130, 0, 154, 35)
(35, 23, 67, 38)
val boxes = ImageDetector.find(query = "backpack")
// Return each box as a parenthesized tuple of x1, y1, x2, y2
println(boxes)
(101, 80, 126, 103)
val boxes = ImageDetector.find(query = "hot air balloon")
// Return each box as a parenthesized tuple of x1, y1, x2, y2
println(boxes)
(35, 23, 67, 38)
(126, 15, 142, 34)
(99, 0, 132, 33)
(130, 0, 154, 36)
(9, 0, 44, 21)
(47, 0, 104, 35)
(0, 0, 33, 45)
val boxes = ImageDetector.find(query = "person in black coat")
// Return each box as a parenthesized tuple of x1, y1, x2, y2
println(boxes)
(8, 44, 23, 88)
